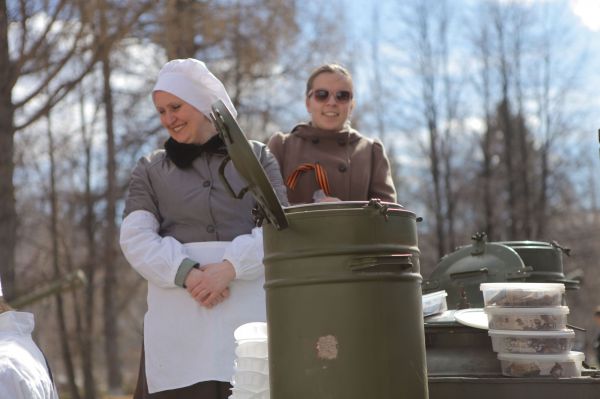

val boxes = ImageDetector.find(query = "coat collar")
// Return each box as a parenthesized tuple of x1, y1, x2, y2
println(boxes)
(290, 122, 362, 144)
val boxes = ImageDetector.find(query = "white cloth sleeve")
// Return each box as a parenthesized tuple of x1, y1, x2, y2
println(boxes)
(223, 227, 265, 281)
(119, 210, 189, 288)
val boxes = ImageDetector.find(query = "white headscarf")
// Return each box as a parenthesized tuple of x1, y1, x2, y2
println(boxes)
(152, 58, 237, 118)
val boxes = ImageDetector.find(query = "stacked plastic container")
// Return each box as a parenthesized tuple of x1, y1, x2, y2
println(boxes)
(230, 323, 270, 399)
(422, 290, 448, 317)
(480, 282, 584, 378)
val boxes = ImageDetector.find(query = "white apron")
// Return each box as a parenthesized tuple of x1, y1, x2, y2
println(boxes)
(144, 241, 266, 393)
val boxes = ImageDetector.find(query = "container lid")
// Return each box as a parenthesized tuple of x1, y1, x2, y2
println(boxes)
(488, 329, 575, 338)
(454, 308, 489, 330)
(484, 306, 569, 315)
(497, 241, 579, 289)
(480, 282, 565, 293)
(497, 351, 584, 362)
(422, 290, 448, 300)
(210, 100, 288, 230)
(234, 322, 268, 341)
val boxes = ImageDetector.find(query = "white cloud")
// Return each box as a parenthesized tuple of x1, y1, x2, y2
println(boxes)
(570, 0, 600, 31)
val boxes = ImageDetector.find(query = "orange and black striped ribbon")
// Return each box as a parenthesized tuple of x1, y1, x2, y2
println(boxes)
(285, 163, 332, 196)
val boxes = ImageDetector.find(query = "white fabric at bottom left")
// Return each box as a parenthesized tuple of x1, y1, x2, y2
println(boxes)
(0, 311, 58, 399)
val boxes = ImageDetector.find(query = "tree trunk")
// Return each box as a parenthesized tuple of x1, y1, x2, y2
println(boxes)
(47, 110, 81, 399)
(99, 3, 122, 392)
(494, 8, 518, 239)
(0, 0, 17, 301)
(512, 20, 532, 238)
(80, 89, 97, 399)
(165, 0, 196, 58)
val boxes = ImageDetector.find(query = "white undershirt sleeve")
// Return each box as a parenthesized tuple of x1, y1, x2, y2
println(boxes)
(119, 210, 189, 288)
(223, 227, 265, 281)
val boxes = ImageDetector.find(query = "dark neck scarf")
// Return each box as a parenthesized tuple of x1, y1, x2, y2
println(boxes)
(164, 135, 227, 169)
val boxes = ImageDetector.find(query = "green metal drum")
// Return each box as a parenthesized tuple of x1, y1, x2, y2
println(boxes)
(211, 100, 429, 399)
(263, 203, 427, 399)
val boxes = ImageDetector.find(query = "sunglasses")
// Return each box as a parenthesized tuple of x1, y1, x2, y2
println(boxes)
(308, 89, 353, 104)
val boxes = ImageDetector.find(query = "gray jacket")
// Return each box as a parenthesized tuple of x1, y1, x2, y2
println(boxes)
(123, 140, 287, 243)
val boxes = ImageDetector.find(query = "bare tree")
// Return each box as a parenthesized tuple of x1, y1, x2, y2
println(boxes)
(529, 3, 583, 239)
(95, 0, 122, 392)
(46, 106, 82, 399)
(394, 0, 462, 259)
(0, 0, 148, 302)
(367, 3, 403, 194)
(77, 84, 100, 399)
(468, 4, 499, 240)
(85, 0, 155, 393)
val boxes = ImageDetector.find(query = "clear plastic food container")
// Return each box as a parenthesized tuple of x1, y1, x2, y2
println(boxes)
(485, 306, 569, 331)
(480, 282, 565, 307)
(234, 322, 268, 341)
(488, 329, 574, 354)
(422, 290, 448, 317)
(234, 356, 270, 374)
(230, 387, 270, 399)
(235, 340, 269, 358)
(232, 370, 270, 392)
(497, 351, 584, 378)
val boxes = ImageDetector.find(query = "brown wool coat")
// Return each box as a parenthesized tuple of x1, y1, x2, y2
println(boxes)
(267, 123, 397, 204)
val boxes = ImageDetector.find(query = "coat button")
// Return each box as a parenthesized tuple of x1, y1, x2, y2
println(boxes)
(312, 138, 320, 144)
(203, 180, 211, 187)
(338, 164, 347, 172)
(206, 225, 215, 233)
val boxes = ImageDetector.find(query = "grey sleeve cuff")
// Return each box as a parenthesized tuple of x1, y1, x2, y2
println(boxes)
(174, 258, 199, 288)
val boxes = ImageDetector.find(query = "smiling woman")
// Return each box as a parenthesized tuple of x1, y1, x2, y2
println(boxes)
(153, 91, 217, 144)
(267, 63, 397, 205)
(119, 58, 287, 399)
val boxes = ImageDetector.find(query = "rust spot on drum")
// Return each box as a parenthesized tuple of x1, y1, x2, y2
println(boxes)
(316, 335, 338, 360)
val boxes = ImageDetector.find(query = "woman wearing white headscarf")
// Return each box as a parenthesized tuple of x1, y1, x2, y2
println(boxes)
(120, 58, 287, 399)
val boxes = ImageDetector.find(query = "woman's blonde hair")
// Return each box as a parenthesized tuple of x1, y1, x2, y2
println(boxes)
(305, 64, 353, 96)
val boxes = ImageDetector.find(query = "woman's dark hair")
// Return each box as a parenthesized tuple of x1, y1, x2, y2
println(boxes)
(305, 64, 353, 96)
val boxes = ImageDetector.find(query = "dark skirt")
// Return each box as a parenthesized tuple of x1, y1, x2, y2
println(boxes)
(133, 343, 232, 399)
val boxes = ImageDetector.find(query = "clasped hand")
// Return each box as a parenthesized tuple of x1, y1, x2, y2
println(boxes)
(185, 260, 236, 308)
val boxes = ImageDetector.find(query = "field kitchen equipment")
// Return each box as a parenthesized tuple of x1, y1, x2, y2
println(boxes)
(423, 234, 600, 399)
(211, 100, 429, 399)
(422, 233, 579, 309)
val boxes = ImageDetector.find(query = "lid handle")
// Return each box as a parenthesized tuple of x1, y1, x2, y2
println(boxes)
(450, 267, 489, 280)
(349, 254, 414, 274)
(210, 100, 288, 230)
(218, 156, 249, 199)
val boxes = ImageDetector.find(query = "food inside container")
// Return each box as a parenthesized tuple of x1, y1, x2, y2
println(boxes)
(422, 290, 448, 317)
(497, 351, 584, 378)
(488, 329, 575, 354)
(485, 306, 569, 331)
(480, 282, 565, 307)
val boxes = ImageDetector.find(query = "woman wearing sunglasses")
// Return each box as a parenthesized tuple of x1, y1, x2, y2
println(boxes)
(267, 63, 397, 204)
